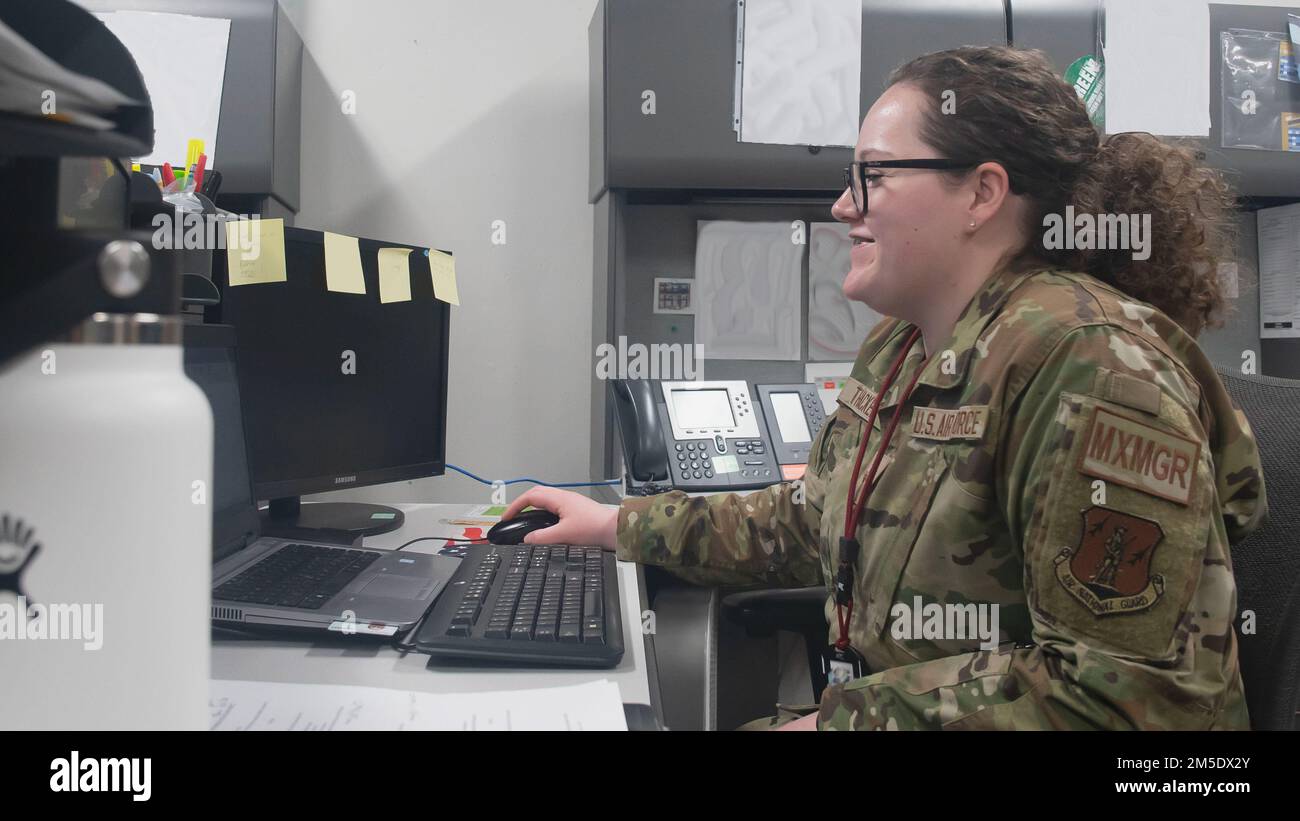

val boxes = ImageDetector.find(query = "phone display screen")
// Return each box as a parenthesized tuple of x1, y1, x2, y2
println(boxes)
(770, 392, 811, 443)
(671, 389, 735, 429)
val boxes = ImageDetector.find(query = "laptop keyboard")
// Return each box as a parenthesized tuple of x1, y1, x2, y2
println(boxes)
(214, 543, 381, 609)
(413, 545, 624, 668)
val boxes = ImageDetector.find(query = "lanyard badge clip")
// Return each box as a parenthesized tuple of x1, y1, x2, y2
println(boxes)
(826, 536, 866, 685)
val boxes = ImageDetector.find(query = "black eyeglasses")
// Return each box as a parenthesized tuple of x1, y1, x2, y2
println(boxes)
(843, 159, 984, 214)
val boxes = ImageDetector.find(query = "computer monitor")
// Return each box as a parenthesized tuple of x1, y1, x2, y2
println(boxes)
(181, 323, 258, 563)
(215, 226, 450, 538)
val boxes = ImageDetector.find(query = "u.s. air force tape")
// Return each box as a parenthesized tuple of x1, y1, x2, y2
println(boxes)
(837, 376, 989, 442)
(908, 405, 989, 442)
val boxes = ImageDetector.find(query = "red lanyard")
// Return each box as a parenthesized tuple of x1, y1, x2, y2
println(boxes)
(834, 327, 926, 649)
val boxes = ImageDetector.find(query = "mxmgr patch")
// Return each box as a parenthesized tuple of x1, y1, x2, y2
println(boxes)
(1054, 506, 1165, 616)
(1075, 406, 1200, 506)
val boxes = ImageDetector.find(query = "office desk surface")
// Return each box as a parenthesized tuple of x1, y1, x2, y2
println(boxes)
(211, 503, 656, 710)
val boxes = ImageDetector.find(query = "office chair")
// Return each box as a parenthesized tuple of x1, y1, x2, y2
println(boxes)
(715, 368, 1300, 730)
(1214, 367, 1300, 730)
(721, 586, 831, 699)
(643, 568, 785, 731)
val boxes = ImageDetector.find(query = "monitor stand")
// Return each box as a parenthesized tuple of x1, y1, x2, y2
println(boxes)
(260, 497, 405, 542)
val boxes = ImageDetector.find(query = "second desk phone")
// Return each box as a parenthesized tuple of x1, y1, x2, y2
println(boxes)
(610, 379, 826, 495)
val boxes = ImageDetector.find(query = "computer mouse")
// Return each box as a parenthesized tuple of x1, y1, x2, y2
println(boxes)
(486, 509, 560, 545)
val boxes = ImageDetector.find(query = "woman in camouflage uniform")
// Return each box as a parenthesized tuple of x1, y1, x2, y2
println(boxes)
(504, 46, 1268, 730)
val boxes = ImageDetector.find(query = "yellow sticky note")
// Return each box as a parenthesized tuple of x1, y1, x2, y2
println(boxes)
(225, 218, 287, 287)
(377, 247, 413, 303)
(428, 249, 460, 306)
(323, 231, 366, 294)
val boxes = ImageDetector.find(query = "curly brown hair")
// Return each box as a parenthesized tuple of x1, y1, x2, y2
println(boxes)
(887, 46, 1237, 338)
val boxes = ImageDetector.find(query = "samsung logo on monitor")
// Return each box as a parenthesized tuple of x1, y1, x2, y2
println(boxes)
(334, 475, 357, 484)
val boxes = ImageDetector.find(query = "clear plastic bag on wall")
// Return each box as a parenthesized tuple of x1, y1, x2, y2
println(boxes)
(1221, 28, 1300, 151)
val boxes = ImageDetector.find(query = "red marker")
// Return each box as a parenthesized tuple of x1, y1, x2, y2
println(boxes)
(193, 154, 207, 195)
(161, 162, 175, 185)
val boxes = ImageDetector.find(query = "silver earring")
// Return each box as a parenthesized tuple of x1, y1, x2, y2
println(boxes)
(969, 221, 976, 228)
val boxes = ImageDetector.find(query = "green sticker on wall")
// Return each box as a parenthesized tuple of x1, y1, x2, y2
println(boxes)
(1065, 54, 1105, 130)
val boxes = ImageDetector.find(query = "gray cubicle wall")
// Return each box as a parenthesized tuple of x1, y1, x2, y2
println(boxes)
(1205, 4, 1300, 379)
(621, 194, 840, 386)
(588, 0, 1106, 484)
(590, 0, 1010, 199)
(1206, 4, 1300, 200)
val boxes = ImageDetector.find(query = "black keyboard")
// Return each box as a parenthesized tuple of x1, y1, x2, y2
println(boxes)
(214, 543, 382, 609)
(413, 545, 624, 668)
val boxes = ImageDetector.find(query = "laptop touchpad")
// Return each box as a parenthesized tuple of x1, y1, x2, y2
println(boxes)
(357, 574, 433, 599)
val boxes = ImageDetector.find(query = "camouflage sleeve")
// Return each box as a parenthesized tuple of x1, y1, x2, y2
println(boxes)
(614, 448, 828, 589)
(1203, 389, 1268, 546)
(818, 323, 1252, 730)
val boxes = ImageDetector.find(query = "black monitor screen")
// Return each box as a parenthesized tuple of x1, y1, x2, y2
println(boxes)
(217, 227, 450, 500)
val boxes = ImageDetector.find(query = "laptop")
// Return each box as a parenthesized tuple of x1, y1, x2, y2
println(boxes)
(183, 323, 459, 636)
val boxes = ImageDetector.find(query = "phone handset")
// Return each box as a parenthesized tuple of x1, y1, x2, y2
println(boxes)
(610, 379, 785, 494)
(609, 379, 670, 489)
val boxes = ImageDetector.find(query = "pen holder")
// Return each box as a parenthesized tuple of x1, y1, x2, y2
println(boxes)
(164, 191, 221, 282)
(131, 172, 228, 287)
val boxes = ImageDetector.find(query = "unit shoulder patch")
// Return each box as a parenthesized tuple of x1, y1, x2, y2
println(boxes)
(1053, 505, 1165, 616)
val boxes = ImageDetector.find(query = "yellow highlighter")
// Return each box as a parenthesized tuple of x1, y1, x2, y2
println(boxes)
(186, 139, 205, 174)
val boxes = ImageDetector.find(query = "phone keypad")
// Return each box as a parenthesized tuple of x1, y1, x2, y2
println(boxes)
(672, 437, 769, 486)
(804, 392, 827, 434)
(675, 440, 716, 482)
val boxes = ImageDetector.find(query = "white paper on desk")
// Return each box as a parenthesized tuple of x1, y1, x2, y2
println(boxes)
(735, 0, 861, 147)
(1258, 202, 1300, 338)
(695, 221, 803, 361)
(807, 222, 884, 360)
(210, 678, 628, 731)
(94, 11, 230, 168)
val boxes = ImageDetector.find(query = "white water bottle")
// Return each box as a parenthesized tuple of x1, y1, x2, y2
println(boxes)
(0, 312, 212, 729)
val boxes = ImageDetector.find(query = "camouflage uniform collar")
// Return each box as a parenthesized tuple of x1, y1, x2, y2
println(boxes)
(864, 267, 1044, 407)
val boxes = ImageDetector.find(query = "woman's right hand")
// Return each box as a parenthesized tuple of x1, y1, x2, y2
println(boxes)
(500, 487, 620, 550)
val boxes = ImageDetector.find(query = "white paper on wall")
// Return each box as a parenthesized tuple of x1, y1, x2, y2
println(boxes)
(735, 0, 861, 147)
(807, 222, 884, 360)
(694, 221, 803, 361)
(1104, 0, 1210, 136)
(1258, 202, 1300, 338)
(94, 10, 230, 168)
